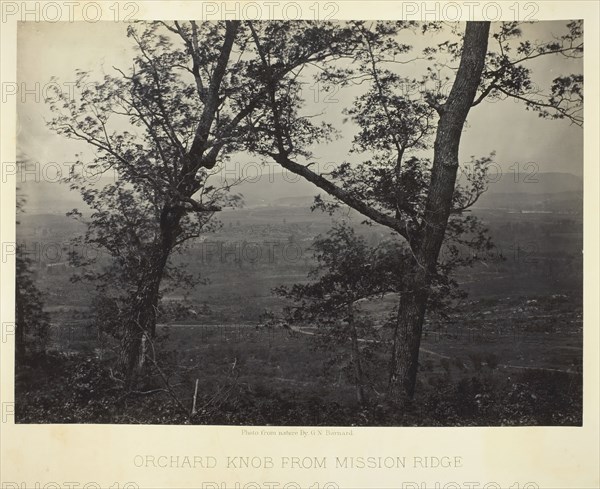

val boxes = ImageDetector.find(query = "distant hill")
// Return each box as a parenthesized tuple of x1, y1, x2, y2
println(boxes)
(233, 171, 584, 210)
(480, 171, 582, 195)
(221, 171, 321, 207)
(17, 176, 116, 215)
(16, 170, 321, 214)
(473, 172, 582, 212)
(16, 170, 582, 215)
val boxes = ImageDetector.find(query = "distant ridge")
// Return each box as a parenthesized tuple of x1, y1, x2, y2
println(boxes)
(17, 176, 115, 215)
(479, 171, 582, 195)
(16, 171, 582, 214)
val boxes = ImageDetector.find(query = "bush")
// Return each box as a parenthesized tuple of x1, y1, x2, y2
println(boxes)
(15, 352, 582, 426)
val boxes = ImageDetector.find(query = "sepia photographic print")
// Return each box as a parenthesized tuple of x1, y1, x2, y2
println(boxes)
(1, 2, 599, 488)
(12, 16, 586, 426)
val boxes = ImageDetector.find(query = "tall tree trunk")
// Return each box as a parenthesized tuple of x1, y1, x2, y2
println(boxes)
(388, 21, 491, 399)
(349, 319, 366, 406)
(120, 205, 182, 385)
(120, 257, 166, 386)
(388, 269, 429, 398)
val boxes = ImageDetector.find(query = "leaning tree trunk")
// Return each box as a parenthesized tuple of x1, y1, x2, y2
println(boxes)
(120, 256, 166, 386)
(349, 319, 366, 406)
(119, 205, 183, 386)
(388, 268, 429, 398)
(388, 21, 491, 399)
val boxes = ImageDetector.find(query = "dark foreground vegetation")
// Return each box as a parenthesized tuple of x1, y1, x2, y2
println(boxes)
(15, 354, 583, 426)
(15, 202, 583, 426)
(16, 293, 582, 426)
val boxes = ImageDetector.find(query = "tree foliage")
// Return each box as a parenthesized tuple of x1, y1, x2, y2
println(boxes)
(16, 197, 50, 360)
(241, 20, 582, 397)
(47, 20, 582, 396)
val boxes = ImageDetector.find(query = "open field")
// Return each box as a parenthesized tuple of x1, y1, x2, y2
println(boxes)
(15, 291, 582, 425)
(15, 202, 583, 425)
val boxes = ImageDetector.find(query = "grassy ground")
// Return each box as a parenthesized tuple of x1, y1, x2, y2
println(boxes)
(15, 199, 583, 425)
(15, 293, 582, 426)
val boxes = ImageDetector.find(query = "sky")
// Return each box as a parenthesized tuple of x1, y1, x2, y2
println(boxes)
(16, 20, 584, 201)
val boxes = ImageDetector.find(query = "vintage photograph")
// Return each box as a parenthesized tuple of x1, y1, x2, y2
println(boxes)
(14, 19, 583, 426)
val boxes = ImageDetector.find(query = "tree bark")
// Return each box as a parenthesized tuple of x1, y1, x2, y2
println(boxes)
(349, 319, 366, 406)
(119, 205, 182, 385)
(388, 22, 491, 399)
(388, 270, 429, 398)
(119, 260, 165, 386)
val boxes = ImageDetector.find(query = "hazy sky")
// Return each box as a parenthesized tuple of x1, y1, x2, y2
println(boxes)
(17, 20, 583, 188)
